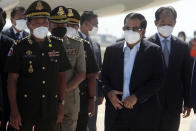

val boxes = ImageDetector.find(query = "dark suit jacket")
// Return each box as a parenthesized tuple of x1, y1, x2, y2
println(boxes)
(2, 27, 29, 41)
(90, 41, 104, 97)
(102, 39, 164, 130)
(0, 34, 13, 120)
(148, 34, 192, 114)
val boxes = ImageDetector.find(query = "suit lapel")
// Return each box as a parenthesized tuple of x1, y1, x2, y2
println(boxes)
(10, 27, 17, 40)
(151, 34, 162, 47)
(117, 43, 124, 91)
(131, 40, 145, 80)
(167, 36, 178, 70)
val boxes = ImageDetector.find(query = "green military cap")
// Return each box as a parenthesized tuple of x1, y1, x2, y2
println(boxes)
(67, 8, 80, 24)
(50, 6, 68, 24)
(25, 0, 51, 18)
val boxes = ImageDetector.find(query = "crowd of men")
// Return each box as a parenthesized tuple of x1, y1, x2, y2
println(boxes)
(0, 0, 196, 131)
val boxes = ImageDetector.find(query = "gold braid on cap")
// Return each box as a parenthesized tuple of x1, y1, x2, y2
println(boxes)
(68, 18, 80, 23)
(26, 12, 50, 17)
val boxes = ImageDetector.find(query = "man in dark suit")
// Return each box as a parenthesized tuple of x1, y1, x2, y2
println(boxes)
(147, 6, 192, 131)
(0, 7, 14, 131)
(3, 6, 29, 41)
(77, 11, 102, 131)
(79, 11, 104, 131)
(102, 13, 164, 131)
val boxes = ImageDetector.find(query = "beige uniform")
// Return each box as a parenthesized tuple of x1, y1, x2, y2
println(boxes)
(60, 35, 86, 131)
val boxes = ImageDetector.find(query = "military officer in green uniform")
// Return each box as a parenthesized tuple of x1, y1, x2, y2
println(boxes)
(49, 6, 86, 131)
(5, 1, 71, 131)
(65, 8, 99, 131)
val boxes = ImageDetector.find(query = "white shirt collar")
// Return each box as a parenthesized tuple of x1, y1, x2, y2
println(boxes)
(12, 26, 23, 36)
(79, 30, 88, 40)
(123, 41, 141, 52)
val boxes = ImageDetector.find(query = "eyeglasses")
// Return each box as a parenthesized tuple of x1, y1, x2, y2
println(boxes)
(123, 26, 143, 32)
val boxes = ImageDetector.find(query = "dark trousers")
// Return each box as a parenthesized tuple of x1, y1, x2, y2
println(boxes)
(88, 100, 98, 131)
(159, 110, 181, 131)
(15, 119, 56, 131)
(76, 87, 89, 131)
(105, 107, 159, 131)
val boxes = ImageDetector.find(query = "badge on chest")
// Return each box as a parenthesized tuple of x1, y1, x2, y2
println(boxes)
(66, 48, 79, 56)
(48, 50, 60, 62)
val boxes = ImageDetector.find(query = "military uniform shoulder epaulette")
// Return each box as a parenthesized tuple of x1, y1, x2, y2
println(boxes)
(81, 38, 90, 44)
(67, 35, 83, 43)
(50, 35, 63, 42)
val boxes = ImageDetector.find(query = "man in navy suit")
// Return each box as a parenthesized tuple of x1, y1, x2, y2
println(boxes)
(3, 6, 29, 41)
(148, 6, 192, 131)
(102, 13, 164, 131)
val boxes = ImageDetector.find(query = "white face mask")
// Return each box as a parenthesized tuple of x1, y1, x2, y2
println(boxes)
(158, 25, 174, 37)
(88, 26, 98, 36)
(15, 19, 27, 31)
(33, 26, 48, 39)
(66, 27, 79, 37)
(124, 30, 141, 44)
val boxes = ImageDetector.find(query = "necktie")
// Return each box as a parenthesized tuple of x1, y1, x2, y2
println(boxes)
(16, 33, 20, 40)
(163, 39, 169, 67)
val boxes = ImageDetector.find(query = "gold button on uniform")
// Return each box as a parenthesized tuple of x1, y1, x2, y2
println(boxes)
(55, 94, 58, 98)
(42, 94, 46, 98)
(42, 67, 46, 70)
(24, 94, 28, 98)
(42, 81, 46, 84)
(54, 59, 58, 63)
(41, 53, 45, 56)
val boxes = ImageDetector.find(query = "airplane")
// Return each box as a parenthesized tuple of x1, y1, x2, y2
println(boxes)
(1, 0, 179, 17)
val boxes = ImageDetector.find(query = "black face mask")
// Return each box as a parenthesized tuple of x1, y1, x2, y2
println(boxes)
(0, 20, 4, 32)
(51, 27, 67, 38)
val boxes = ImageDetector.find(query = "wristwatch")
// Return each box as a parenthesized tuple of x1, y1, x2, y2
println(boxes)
(89, 96, 96, 102)
(58, 99, 65, 105)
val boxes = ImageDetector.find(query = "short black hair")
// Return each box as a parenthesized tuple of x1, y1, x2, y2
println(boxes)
(124, 13, 147, 30)
(80, 11, 97, 25)
(11, 6, 25, 18)
(0, 7, 7, 20)
(155, 6, 177, 21)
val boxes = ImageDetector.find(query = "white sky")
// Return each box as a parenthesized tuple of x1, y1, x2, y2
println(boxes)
(98, 0, 196, 39)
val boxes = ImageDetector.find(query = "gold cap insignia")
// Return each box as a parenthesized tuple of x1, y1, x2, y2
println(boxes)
(68, 9, 74, 17)
(26, 50, 32, 56)
(58, 7, 65, 16)
(36, 1, 44, 11)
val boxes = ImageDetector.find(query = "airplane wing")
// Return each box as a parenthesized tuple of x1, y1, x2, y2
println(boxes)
(0, 0, 179, 17)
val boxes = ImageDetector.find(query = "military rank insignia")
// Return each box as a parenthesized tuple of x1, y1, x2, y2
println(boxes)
(48, 50, 60, 57)
(66, 48, 79, 55)
(8, 47, 14, 56)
